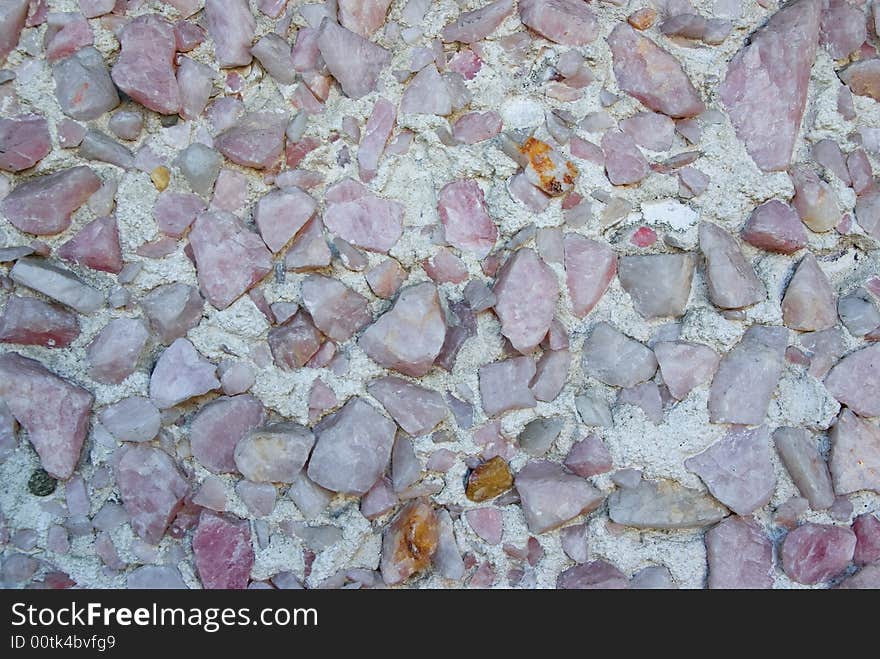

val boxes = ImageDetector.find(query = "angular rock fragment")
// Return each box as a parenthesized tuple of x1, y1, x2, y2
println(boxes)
(653, 341, 720, 400)
(442, 0, 513, 43)
(368, 376, 447, 437)
(0, 296, 79, 348)
(608, 479, 728, 529)
(853, 513, 880, 566)
(191, 395, 265, 473)
(557, 561, 628, 589)
(0, 0, 28, 63)
(98, 397, 160, 443)
(0, 115, 51, 172)
(582, 322, 657, 388)
(829, 409, 880, 495)
(720, 0, 821, 171)
(453, 111, 502, 144)
(53, 47, 119, 121)
(284, 216, 332, 271)
(608, 23, 704, 118)
(324, 178, 404, 253)
(251, 33, 297, 85)
(515, 460, 604, 534)
(2, 166, 100, 235)
(838, 288, 880, 338)
(529, 349, 570, 402)
(493, 248, 558, 354)
(601, 130, 649, 186)
(685, 426, 777, 515)
(517, 417, 563, 457)
(190, 211, 273, 310)
(153, 192, 205, 238)
(706, 516, 774, 589)
(820, 0, 866, 59)
(338, 0, 392, 37)
(317, 18, 389, 99)
(518, 0, 598, 46)
(10, 258, 103, 314)
(380, 501, 439, 585)
(111, 15, 180, 115)
(86, 318, 149, 385)
(824, 343, 880, 418)
(78, 129, 135, 169)
(660, 14, 731, 46)
(782, 253, 837, 331)
(790, 166, 840, 232)
(57, 216, 122, 274)
(699, 222, 764, 309)
(358, 98, 395, 182)
(215, 112, 286, 170)
(360, 282, 446, 377)
(563, 234, 617, 317)
(268, 311, 322, 369)
(741, 200, 808, 254)
(564, 434, 612, 478)
(781, 523, 856, 584)
(127, 565, 187, 589)
(307, 397, 396, 495)
(516, 137, 578, 196)
(438, 180, 497, 258)
(479, 356, 537, 417)
(840, 58, 880, 102)
(709, 325, 787, 425)
(617, 382, 663, 424)
(117, 445, 188, 544)
(0, 353, 92, 480)
(618, 254, 694, 319)
(401, 65, 452, 116)
(466, 456, 513, 502)
(192, 511, 254, 589)
(205, 0, 255, 68)
(149, 338, 219, 409)
(141, 283, 204, 345)
(235, 423, 314, 484)
(855, 188, 880, 239)
(175, 143, 222, 196)
(773, 426, 835, 510)
(300, 275, 371, 342)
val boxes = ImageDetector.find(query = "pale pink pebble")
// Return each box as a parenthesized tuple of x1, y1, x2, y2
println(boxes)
(602, 130, 649, 186)
(215, 112, 286, 171)
(565, 434, 612, 478)
(110, 15, 179, 115)
(847, 149, 873, 195)
(853, 513, 880, 566)
(2, 165, 101, 235)
(192, 511, 254, 589)
(0, 1, 28, 62)
(116, 445, 188, 544)
(291, 27, 321, 72)
(301, 274, 371, 341)
(426, 449, 456, 472)
(317, 18, 390, 100)
(45, 14, 93, 64)
(219, 361, 255, 396)
(529, 349, 570, 402)
(251, 33, 296, 85)
(324, 178, 404, 253)
(518, 0, 598, 46)
(781, 523, 856, 584)
(0, 295, 79, 349)
(1, 554, 37, 584)
(741, 199, 807, 254)
(630, 226, 657, 247)
(828, 407, 880, 493)
(338, 0, 392, 37)
(149, 338, 219, 409)
(812, 139, 850, 183)
(87, 317, 149, 385)
(508, 172, 551, 213)
(174, 19, 205, 51)
(563, 233, 617, 318)
(785, 346, 810, 366)
(236, 481, 276, 517)
(569, 136, 604, 165)
(205, 0, 254, 68)
(423, 248, 468, 284)
(678, 166, 709, 198)
(479, 356, 536, 417)
(820, 0, 865, 59)
(57, 119, 86, 148)
(386, 130, 414, 155)
(136, 236, 177, 259)
(0, 115, 51, 173)
(47, 524, 69, 554)
(65, 474, 89, 516)
(620, 111, 674, 151)
(836, 213, 852, 234)
(191, 395, 265, 474)
(468, 561, 496, 588)
(493, 248, 558, 354)
(95, 531, 125, 570)
(127, 565, 187, 589)
(617, 381, 663, 424)
(177, 56, 214, 121)
(358, 98, 395, 182)
(360, 477, 397, 520)
(400, 64, 453, 115)
(837, 84, 856, 119)
(466, 508, 503, 545)
(308, 378, 337, 419)
(193, 475, 227, 511)
(153, 191, 205, 238)
(515, 460, 604, 534)
(782, 253, 837, 331)
(560, 523, 588, 563)
(257, 0, 286, 18)
(452, 111, 501, 144)
(210, 169, 247, 215)
(254, 188, 317, 253)
(448, 49, 482, 80)
(790, 166, 841, 233)
(134, 146, 164, 174)
(305, 340, 337, 369)
(368, 376, 447, 436)
(654, 340, 720, 400)
(276, 169, 323, 191)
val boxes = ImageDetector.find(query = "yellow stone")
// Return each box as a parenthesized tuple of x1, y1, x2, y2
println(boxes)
(151, 166, 170, 191)
(466, 456, 514, 502)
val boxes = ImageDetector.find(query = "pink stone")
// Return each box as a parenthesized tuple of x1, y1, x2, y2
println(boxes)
(236, 480, 276, 517)
(57, 119, 86, 148)
(824, 343, 880, 417)
(338, 0, 392, 37)
(557, 560, 628, 589)
(479, 356, 536, 417)
(452, 111, 501, 144)
(127, 565, 187, 589)
(448, 49, 482, 80)
(519, 0, 597, 46)
(210, 169, 246, 214)
(436, 301, 477, 371)
(324, 178, 404, 253)
(721, 0, 820, 170)
(174, 20, 205, 52)
(360, 282, 446, 377)
(140, 283, 203, 344)
(400, 65, 453, 115)
(45, 13, 92, 63)
(149, 338, 219, 409)
(190, 210, 273, 310)
(706, 516, 773, 589)
(618, 254, 694, 319)
(98, 397, 160, 444)
(426, 449, 456, 472)
(653, 340, 720, 400)
(813, 139, 850, 183)
(565, 434, 612, 478)
(358, 98, 395, 183)
(191, 395, 265, 473)
(709, 325, 787, 425)
(438, 179, 498, 258)
(110, 15, 179, 115)
(581, 322, 657, 388)
(0, 353, 92, 479)
(57, 216, 122, 274)
(308, 379, 336, 420)
(608, 23, 704, 118)
(368, 376, 447, 436)
(268, 310, 323, 369)
(840, 58, 880, 102)
(493, 248, 558, 354)
(820, 0, 865, 59)
(790, 166, 840, 232)
(176, 56, 214, 121)
(563, 234, 617, 317)
(781, 523, 856, 584)
(829, 408, 880, 495)
(0, 115, 51, 173)
(205, 0, 255, 68)
(508, 173, 551, 213)
(853, 513, 880, 566)
(660, 13, 731, 45)
(9, 258, 103, 314)
(192, 511, 254, 589)
(466, 508, 503, 545)
(601, 130, 649, 186)
(0, 296, 78, 348)
(317, 18, 389, 99)
(442, 0, 513, 43)
(301, 274, 371, 342)
(215, 112, 286, 171)
(361, 477, 397, 520)
(619, 111, 674, 151)
(617, 381, 663, 423)
(307, 397, 397, 495)
(251, 34, 297, 85)
(254, 188, 316, 253)
(366, 258, 407, 299)
(380, 501, 439, 585)
(391, 434, 421, 492)
(699, 221, 764, 309)
(741, 199, 808, 254)
(774, 428, 835, 512)
(529, 349, 570, 402)
(838, 562, 880, 588)
(630, 226, 658, 248)
(855, 188, 880, 239)
(782, 253, 837, 331)
(515, 460, 604, 534)
(116, 445, 188, 544)
(153, 192, 205, 238)
(679, 166, 710, 198)
(0, 0, 28, 63)
(686, 425, 777, 515)
(423, 248, 467, 284)
(847, 149, 873, 196)
(86, 318, 149, 385)
(1, 166, 100, 235)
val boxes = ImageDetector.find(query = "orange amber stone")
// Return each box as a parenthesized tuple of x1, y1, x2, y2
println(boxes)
(466, 456, 514, 502)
